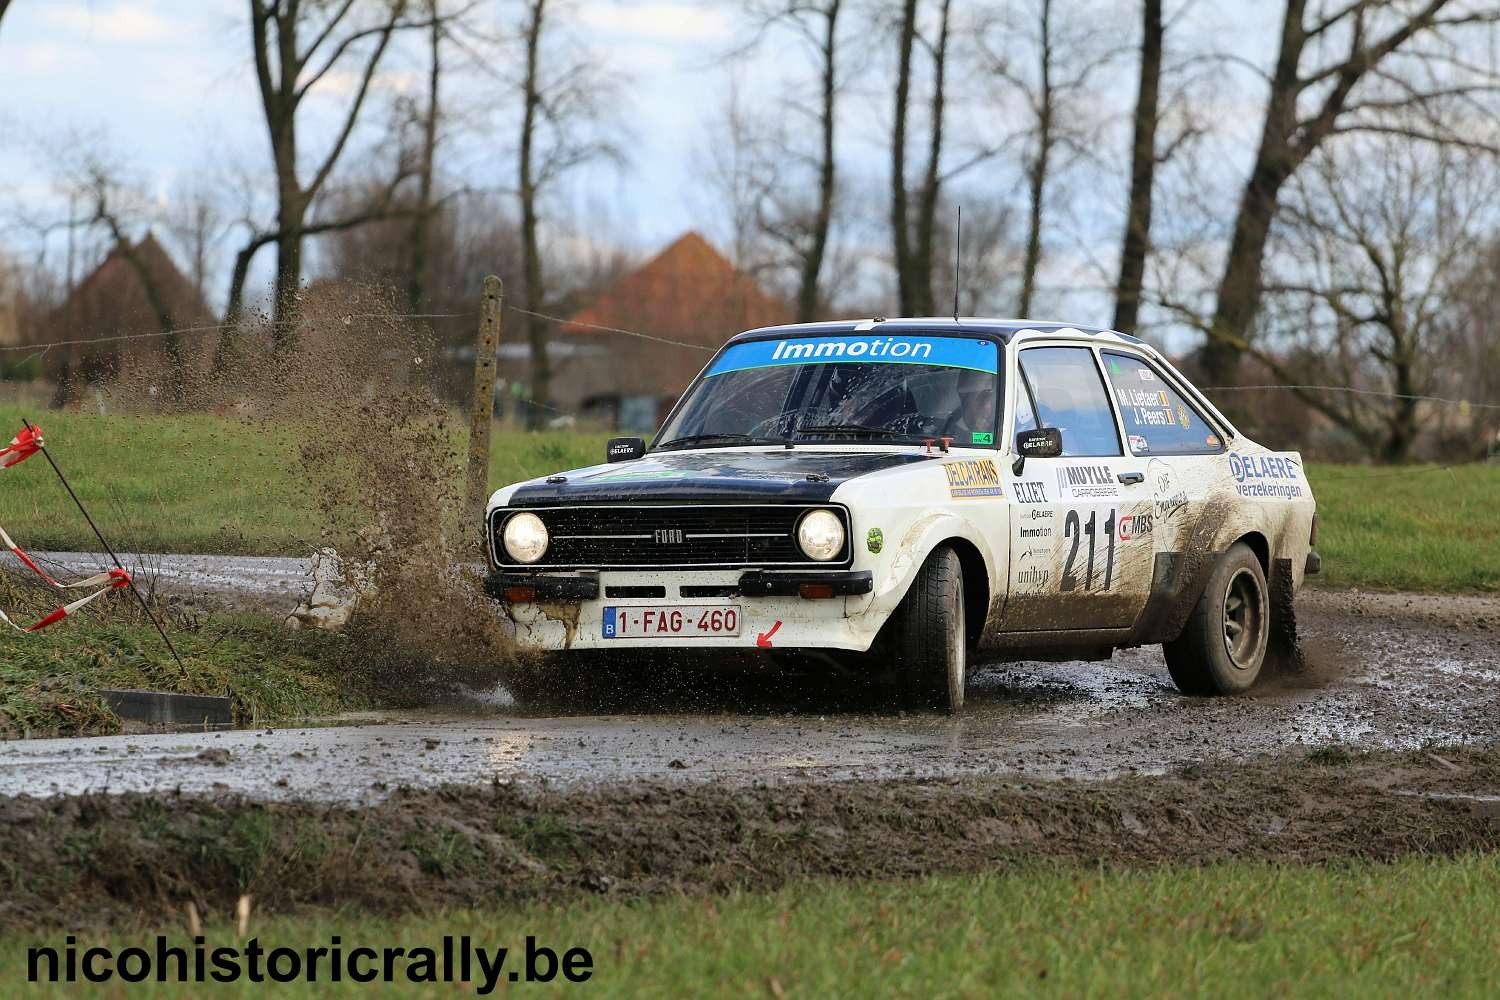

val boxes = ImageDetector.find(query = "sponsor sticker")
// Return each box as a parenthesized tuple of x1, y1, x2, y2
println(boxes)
(970, 431, 994, 445)
(1206, 434, 1220, 448)
(1128, 434, 1149, 454)
(706, 335, 998, 377)
(1148, 459, 1189, 521)
(1139, 368, 1156, 381)
(866, 527, 884, 554)
(1013, 480, 1049, 504)
(1228, 451, 1305, 498)
(1054, 463, 1120, 499)
(944, 458, 1003, 498)
(1119, 512, 1153, 541)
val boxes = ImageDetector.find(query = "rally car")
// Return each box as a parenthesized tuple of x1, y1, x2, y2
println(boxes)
(484, 318, 1319, 713)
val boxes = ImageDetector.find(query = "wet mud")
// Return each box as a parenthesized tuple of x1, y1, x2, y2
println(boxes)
(0, 589, 1495, 800)
(2, 745, 1499, 931)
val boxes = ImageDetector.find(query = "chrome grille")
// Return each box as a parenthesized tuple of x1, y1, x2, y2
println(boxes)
(491, 504, 851, 569)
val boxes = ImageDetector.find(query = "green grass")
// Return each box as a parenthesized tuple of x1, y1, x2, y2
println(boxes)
(0, 612, 363, 738)
(0, 405, 608, 556)
(1306, 462, 1500, 592)
(4, 856, 1499, 996)
(0, 406, 1492, 591)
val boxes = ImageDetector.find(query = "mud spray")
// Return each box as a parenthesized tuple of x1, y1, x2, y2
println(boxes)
(104, 282, 518, 703)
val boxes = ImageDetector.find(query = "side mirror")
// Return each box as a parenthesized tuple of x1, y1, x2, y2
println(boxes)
(1015, 427, 1063, 459)
(606, 437, 646, 463)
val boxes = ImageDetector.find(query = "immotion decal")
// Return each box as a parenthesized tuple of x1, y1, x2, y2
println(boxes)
(706, 335, 999, 377)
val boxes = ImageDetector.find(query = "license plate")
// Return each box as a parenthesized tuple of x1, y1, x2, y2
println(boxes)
(602, 605, 741, 638)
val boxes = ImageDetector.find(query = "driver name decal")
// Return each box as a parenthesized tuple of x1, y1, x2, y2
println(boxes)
(944, 459, 1002, 498)
(706, 335, 999, 377)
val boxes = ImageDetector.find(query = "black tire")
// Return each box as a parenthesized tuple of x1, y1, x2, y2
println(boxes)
(890, 546, 967, 713)
(1163, 542, 1269, 695)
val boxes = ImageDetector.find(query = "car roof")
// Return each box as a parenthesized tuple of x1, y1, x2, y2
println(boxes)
(728, 317, 1146, 348)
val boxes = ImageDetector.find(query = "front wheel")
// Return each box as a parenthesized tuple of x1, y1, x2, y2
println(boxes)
(890, 546, 967, 713)
(1163, 542, 1269, 695)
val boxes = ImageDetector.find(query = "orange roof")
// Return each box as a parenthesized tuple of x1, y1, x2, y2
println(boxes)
(562, 231, 790, 347)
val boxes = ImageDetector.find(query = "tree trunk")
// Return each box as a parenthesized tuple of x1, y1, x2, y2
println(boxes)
(1018, 0, 1053, 318)
(408, 0, 441, 317)
(1201, 154, 1294, 386)
(1111, 0, 1162, 334)
(911, 0, 951, 318)
(795, 0, 841, 324)
(520, 0, 549, 430)
(272, 209, 305, 354)
(890, 0, 918, 315)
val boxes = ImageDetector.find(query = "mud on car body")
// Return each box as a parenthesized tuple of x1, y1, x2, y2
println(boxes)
(484, 318, 1320, 712)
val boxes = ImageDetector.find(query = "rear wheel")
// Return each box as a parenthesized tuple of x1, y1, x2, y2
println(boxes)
(1163, 542, 1269, 695)
(890, 546, 966, 713)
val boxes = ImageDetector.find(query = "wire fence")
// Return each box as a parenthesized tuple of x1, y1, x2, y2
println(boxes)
(5, 303, 1497, 428)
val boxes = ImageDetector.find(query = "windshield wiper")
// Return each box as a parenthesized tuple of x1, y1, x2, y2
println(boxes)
(792, 422, 908, 440)
(655, 433, 760, 450)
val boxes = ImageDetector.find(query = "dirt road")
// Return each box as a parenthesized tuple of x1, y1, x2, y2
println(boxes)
(1, 588, 1494, 802)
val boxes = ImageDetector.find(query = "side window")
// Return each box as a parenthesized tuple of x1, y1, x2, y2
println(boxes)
(1016, 347, 1122, 457)
(1013, 375, 1038, 434)
(1101, 351, 1224, 456)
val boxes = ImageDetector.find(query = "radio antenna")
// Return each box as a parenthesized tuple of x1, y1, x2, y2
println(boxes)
(952, 205, 963, 322)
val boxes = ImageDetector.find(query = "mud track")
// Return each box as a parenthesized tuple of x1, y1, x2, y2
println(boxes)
(0, 589, 1494, 800)
(3, 747, 1499, 931)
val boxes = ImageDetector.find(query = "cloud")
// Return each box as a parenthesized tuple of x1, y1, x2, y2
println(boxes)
(41, 3, 173, 44)
(574, 2, 733, 44)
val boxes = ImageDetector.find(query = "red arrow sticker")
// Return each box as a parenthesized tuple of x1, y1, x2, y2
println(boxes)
(755, 620, 782, 648)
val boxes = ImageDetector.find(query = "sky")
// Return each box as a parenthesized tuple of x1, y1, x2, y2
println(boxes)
(0, 0, 1280, 342)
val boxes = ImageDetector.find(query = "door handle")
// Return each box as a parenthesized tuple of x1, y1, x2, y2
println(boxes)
(1117, 472, 1145, 485)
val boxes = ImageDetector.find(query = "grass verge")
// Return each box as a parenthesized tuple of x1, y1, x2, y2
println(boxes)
(0, 404, 609, 555)
(1305, 462, 1499, 592)
(2, 855, 1498, 996)
(0, 613, 363, 738)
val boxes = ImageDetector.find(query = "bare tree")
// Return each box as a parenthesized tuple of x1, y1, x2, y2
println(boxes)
(1201, 0, 1500, 390)
(502, 0, 622, 428)
(890, 0, 920, 314)
(1258, 133, 1494, 461)
(230, 0, 412, 353)
(888, 0, 960, 316)
(735, 0, 846, 321)
(984, 0, 1116, 318)
(1112, 0, 1162, 333)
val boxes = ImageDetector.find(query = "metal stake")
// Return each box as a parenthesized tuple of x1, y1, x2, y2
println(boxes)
(21, 419, 189, 680)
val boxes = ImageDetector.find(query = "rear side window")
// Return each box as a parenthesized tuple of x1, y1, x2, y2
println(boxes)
(1016, 347, 1122, 457)
(1101, 351, 1224, 456)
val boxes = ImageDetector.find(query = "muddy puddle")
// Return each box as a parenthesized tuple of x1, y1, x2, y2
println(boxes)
(0, 588, 1495, 803)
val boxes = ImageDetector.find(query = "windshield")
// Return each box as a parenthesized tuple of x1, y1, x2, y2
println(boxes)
(656, 334, 1002, 449)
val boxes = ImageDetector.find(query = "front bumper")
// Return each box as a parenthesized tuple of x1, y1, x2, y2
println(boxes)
(483, 568, 884, 652)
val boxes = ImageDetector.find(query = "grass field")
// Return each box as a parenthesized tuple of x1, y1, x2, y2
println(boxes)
(0, 405, 1493, 591)
(4, 855, 1498, 996)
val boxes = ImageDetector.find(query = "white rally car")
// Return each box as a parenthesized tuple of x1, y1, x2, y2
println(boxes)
(484, 319, 1319, 712)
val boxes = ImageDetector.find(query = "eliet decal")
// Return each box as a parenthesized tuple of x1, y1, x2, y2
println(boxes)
(944, 458, 1003, 498)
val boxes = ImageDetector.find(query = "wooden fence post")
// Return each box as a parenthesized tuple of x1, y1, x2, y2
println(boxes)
(467, 276, 502, 535)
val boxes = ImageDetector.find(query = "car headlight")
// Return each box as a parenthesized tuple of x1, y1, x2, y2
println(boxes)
(502, 512, 549, 564)
(797, 508, 845, 562)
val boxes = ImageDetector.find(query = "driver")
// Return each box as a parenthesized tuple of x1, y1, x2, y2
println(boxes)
(943, 370, 995, 441)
